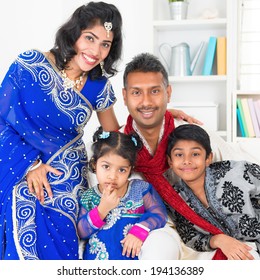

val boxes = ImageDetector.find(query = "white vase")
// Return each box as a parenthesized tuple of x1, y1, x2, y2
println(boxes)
(169, 2, 189, 20)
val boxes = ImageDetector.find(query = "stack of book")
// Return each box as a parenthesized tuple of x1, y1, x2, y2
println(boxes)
(202, 36, 226, 75)
(237, 97, 260, 138)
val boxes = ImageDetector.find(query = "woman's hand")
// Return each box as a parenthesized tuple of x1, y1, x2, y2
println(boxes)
(168, 108, 203, 125)
(210, 234, 255, 260)
(26, 162, 63, 204)
(121, 234, 143, 258)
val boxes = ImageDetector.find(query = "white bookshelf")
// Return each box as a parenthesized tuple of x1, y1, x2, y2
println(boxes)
(152, 0, 238, 141)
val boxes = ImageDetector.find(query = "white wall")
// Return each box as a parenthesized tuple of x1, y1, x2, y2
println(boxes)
(0, 0, 153, 143)
(238, 0, 260, 90)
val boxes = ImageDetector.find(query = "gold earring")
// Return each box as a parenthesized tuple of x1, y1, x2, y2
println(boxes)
(100, 61, 105, 76)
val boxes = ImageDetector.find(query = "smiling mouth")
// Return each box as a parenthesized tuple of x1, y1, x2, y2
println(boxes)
(181, 168, 195, 172)
(138, 108, 156, 118)
(83, 54, 96, 64)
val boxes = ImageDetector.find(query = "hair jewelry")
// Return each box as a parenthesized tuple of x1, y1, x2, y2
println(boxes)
(98, 131, 110, 139)
(131, 136, 138, 147)
(104, 22, 112, 38)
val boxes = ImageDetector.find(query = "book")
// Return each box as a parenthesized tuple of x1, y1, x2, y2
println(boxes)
(253, 99, 260, 131)
(216, 37, 226, 75)
(237, 98, 249, 137)
(240, 98, 255, 137)
(248, 98, 260, 137)
(236, 107, 246, 137)
(202, 36, 217, 75)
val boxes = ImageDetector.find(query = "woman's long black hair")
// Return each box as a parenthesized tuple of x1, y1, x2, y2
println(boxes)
(50, 1, 123, 80)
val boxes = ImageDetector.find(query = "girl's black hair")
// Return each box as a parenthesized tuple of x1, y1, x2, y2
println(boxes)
(50, 1, 123, 80)
(166, 124, 212, 158)
(89, 126, 142, 172)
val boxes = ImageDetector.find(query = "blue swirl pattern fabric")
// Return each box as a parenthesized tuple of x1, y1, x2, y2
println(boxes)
(0, 50, 116, 259)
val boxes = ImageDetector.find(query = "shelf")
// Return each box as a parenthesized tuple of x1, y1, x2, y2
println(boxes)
(235, 137, 260, 142)
(169, 75, 227, 83)
(234, 90, 260, 96)
(153, 18, 227, 31)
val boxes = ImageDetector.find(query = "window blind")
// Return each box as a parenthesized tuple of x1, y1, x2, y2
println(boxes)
(238, 0, 260, 90)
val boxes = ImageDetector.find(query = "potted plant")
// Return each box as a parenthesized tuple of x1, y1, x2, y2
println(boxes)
(169, 0, 189, 20)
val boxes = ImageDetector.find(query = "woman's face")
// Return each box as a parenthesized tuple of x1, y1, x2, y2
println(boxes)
(71, 24, 114, 73)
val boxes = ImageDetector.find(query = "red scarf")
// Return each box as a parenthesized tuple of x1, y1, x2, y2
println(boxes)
(124, 111, 226, 260)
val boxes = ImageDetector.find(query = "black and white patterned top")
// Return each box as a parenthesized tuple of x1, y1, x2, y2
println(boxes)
(169, 160, 260, 253)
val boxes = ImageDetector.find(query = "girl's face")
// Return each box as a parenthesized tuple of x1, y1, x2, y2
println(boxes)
(96, 152, 132, 196)
(71, 24, 114, 73)
(167, 140, 212, 187)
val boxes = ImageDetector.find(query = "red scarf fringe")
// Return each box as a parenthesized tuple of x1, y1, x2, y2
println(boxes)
(124, 111, 226, 260)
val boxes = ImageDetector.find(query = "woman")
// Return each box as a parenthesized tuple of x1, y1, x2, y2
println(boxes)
(0, 1, 197, 260)
(0, 1, 123, 260)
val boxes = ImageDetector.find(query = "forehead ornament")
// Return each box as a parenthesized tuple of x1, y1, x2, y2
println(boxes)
(104, 22, 112, 38)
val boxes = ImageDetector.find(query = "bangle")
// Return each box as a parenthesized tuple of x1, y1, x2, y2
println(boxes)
(28, 159, 42, 172)
(135, 223, 150, 232)
(129, 225, 149, 242)
(88, 207, 106, 228)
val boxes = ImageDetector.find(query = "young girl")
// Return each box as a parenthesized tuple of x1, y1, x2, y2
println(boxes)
(77, 127, 167, 260)
(166, 124, 260, 260)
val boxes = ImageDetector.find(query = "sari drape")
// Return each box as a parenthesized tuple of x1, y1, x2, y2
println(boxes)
(0, 50, 116, 259)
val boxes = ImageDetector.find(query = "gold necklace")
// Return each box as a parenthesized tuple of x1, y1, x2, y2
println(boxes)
(60, 69, 86, 91)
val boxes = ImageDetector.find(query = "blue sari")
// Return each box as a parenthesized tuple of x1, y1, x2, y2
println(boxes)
(0, 50, 116, 259)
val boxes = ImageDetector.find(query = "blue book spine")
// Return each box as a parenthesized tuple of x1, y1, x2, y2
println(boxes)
(237, 107, 246, 137)
(202, 36, 217, 75)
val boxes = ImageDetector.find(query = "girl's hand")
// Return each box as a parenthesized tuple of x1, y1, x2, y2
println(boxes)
(121, 234, 143, 258)
(210, 234, 255, 260)
(26, 162, 63, 204)
(168, 108, 203, 125)
(98, 185, 120, 219)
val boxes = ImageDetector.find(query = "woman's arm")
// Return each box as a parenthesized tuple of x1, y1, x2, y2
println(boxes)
(97, 107, 120, 131)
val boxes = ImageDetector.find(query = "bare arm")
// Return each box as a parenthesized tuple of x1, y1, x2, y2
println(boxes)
(97, 107, 120, 131)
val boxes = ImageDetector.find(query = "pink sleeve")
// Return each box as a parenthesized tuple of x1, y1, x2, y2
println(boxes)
(129, 225, 149, 242)
(88, 206, 106, 228)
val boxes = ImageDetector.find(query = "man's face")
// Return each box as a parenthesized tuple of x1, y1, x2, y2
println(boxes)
(122, 71, 171, 131)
